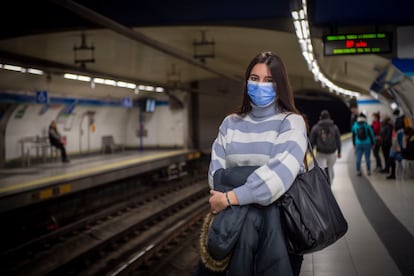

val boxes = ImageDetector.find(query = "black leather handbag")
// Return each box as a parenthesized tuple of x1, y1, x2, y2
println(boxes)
(277, 139, 348, 255)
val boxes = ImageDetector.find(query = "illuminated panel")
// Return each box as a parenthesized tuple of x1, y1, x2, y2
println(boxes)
(323, 33, 392, 56)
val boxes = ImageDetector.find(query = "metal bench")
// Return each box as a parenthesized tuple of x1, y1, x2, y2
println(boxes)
(101, 135, 123, 154)
(19, 136, 56, 167)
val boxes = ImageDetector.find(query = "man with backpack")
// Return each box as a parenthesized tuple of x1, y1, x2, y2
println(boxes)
(352, 113, 375, 176)
(310, 110, 342, 184)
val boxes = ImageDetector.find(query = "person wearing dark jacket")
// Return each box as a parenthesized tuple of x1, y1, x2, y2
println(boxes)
(195, 52, 307, 276)
(48, 120, 70, 163)
(386, 127, 414, 179)
(401, 127, 414, 160)
(309, 110, 341, 184)
(379, 116, 393, 174)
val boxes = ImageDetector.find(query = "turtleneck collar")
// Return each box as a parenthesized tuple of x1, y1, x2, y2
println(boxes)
(249, 100, 278, 119)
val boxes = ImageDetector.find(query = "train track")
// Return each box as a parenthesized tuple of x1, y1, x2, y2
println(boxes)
(103, 198, 207, 276)
(1, 175, 209, 275)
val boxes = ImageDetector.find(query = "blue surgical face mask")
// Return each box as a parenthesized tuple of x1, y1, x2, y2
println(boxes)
(247, 81, 276, 106)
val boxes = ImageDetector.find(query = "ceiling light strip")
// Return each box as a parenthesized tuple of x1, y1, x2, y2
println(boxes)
(0, 62, 163, 94)
(1, 63, 44, 75)
(291, 0, 360, 97)
(63, 73, 164, 93)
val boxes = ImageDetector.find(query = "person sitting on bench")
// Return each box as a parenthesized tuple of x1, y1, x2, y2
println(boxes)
(48, 120, 70, 163)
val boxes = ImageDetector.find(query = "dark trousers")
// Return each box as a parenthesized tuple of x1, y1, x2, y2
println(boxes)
(387, 151, 403, 177)
(372, 144, 382, 169)
(51, 142, 68, 161)
(382, 144, 391, 172)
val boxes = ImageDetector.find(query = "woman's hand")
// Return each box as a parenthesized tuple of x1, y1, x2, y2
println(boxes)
(209, 190, 239, 214)
(209, 190, 228, 214)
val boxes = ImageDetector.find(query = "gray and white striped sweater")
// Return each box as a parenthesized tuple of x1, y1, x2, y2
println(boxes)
(208, 103, 308, 206)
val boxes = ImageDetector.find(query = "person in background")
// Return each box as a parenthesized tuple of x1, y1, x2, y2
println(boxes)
(379, 116, 393, 174)
(386, 126, 414, 179)
(352, 113, 375, 176)
(309, 110, 341, 184)
(393, 108, 411, 132)
(195, 51, 307, 276)
(350, 106, 359, 131)
(49, 120, 70, 163)
(385, 127, 404, 179)
(401, 126, 414, 161)
(371, 112, 383, 172)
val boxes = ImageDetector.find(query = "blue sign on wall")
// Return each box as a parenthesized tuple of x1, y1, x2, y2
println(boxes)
(121, 97, 132, 108)
(36, 90, 48, 104)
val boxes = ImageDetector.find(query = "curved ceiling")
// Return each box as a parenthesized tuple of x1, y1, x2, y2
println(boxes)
(0, 0, 413, 100)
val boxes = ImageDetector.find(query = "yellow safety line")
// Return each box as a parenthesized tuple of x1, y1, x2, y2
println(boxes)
(0, 150, 187, 194)
(2, 134, 350, 194)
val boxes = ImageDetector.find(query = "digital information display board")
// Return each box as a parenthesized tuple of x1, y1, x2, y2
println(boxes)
(323, 33, 392, 56)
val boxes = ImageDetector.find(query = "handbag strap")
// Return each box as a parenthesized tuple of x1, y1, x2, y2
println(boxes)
(306, 138, 321, 170)
(280, 113, 320, 171)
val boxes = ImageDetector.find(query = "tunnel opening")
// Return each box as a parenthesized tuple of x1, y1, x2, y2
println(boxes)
(294, 89, 353, 134)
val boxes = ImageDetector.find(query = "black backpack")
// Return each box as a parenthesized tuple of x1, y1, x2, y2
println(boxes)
(316, 125, 337, 153)
(357, 125, 367, 140)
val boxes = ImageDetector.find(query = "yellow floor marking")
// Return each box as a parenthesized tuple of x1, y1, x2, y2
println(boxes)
(0, 150, 187, 194)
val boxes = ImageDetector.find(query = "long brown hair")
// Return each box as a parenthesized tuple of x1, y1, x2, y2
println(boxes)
(236, 51, 299, 115)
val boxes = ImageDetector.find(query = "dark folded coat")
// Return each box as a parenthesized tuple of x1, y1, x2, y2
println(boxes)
(207, 166, 257, 260)
(205, 166, 293, 276)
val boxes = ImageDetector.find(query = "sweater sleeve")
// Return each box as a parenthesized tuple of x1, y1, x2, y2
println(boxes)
(233, 114, 308, 206)
(208, 116, 230, 189)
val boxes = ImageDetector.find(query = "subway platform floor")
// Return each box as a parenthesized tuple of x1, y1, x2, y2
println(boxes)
(299, 138, 414, 276)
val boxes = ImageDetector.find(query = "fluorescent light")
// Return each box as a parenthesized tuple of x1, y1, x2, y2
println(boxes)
(63, 74, 164, 94)
(64, 73, 77, 80)
(27, 68, 43, 75)
(292, 0, 360, 97)
(104, 79, 116, 86)
(301, 20, 309, 39)
(77, 75, 91, 82)
(93, 78, 105, 84)
(299, 9, 305, 19)
(145, 85, 154, 91)
(126, 83, 136, 89)
(117, 81, 128, 87)
(4, 64, 24, 72)
(117, 81, 136, 89)
(294, 21, 303, 39)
